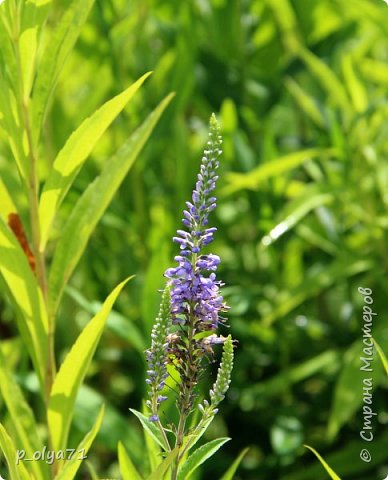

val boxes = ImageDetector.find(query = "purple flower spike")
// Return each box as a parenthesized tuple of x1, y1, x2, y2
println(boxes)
(164, 115, 228, 332)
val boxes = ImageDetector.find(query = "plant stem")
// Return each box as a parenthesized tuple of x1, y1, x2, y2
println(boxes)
(11, 8, 57, 476)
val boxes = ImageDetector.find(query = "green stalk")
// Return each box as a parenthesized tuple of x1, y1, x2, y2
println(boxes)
(10, 4, 57, 475)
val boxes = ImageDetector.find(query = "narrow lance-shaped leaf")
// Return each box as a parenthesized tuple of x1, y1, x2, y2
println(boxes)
(54, 405, 105, 480)
(48, 93, 174, 313)
(327, 331, 385, 441)
(0, 217, 48, 394)
(48, 277, 132, 453)
(146, 448, 179, 480)
(374, 338, 388, 376)
(129, 409, 166, 451)
(297, 47, 350, 112)
(118, 441, 144, 480)
(285, 77, 325, 128)
(0, 423, 32, 480)
(39, 72, 152, 249)
(304, 445, 341, 480)
(31, 0, 95, 144)
(0, 177, 18, 221)
(262, 257, 372, 326)
(223, 148, 337, 195)
(0, 348, 50, 480)
(177, 438, 230, 480)
(18, 0, 52, 101)
(261, 186, 334, 247)
(219, 447, 249, 480)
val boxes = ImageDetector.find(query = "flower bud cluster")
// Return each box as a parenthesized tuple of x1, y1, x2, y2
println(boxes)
(145, 287, 171, 422)
(199, 334, 234, 415)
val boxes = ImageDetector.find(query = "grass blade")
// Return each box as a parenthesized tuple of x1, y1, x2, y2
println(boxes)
(48, 277, 131, 453)
(262, 258, 372, 326)
(374, 338, 388, 375)
(219, 447, 249, 480)
(304, 445, 341, 480)
(223, 148, 336, 195)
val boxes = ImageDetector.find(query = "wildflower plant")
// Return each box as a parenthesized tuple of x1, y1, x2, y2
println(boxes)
(130, 115, 237, 479)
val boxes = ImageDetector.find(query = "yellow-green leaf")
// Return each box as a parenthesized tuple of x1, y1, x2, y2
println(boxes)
(285, 77, 325, 128)
(177, 438, 230, 480)
(0, 348, 49, 480)
(48, 277, 131, 453)
(374, 339, 388, 376)
(219, 447, 249, 480)
(0, 177, 18, 221)
(297, 47, 350, 112)
(146, 448, 179, 480)
(48, 93, 173, 314)
(18, 0, 51, 100)
(304, 445, 341, 480)
(223, 148, 336, 195)
(118, 441, 144, 480)
(54, 405, 105, 480)
(0, 423, 32, 480)
(39, 72, 152, 249)
(0, 217, 48, 393)
(31, 0, 95, 143)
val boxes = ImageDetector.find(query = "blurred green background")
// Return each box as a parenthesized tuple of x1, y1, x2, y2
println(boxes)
(1, 0, 388, 478)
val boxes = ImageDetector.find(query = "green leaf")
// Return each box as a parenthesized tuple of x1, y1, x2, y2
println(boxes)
(18, 0, 51, 100)
(54, 405, 105, 480)
(48, 277, 131, 452)
(297, 47, 350, 112)
(223, 148, 336, 195)
(177, 438, 230, 480)
(262, 257, 372, 326)
(374, 338, 388, 375)
(118, 441, 144, 480)
(146, 448, 179, 480)
(341, 56, 367, 113)
(327, 335, 385, 440)
(129, 409, 166, 451)
(0, 85, 27, 182)
(304, 445, 341, 480)
(0, 348, 49, 480)
(31, 0, 95, 143)
(66, 285, 145, 353)
(48, 93, 173, 313)
(285, 77, 325, 128)
(0, 177, 18, 221)
(0, 423, 32, 480)
(39, 72, 152, 249)
(242, 350, 339, 401)
(219, 447, 249, 480)
(261, 186, 334, 247)
(144, 421, 163, 472)
(0, 217, 48, 393)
